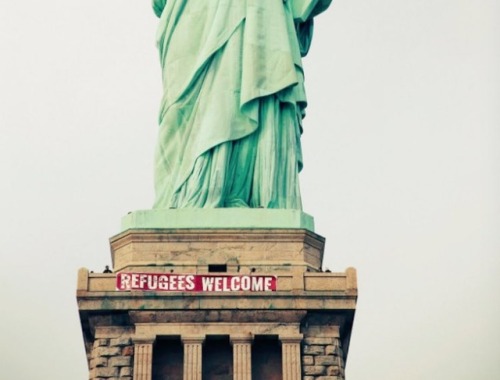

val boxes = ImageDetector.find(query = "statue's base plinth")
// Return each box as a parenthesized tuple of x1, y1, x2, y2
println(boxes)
(110, 228, 325, 277)
(77, 218, 357, 380)
(121, 208, 315, 231)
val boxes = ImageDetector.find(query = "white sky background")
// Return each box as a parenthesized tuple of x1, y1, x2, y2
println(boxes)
(0, 0, 499, 379)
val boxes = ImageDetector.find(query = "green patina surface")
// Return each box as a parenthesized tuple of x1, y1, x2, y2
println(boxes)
(152, 0, 332, 210)
(121, 209, 314, 231)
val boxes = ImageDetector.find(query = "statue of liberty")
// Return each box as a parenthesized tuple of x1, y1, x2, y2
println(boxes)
(152, 0, 331, 210)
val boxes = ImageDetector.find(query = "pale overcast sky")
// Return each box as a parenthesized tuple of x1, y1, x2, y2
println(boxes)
(0, 1, 499, 379)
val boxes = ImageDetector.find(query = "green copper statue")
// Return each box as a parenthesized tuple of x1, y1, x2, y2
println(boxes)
(152, 0, 331, 210)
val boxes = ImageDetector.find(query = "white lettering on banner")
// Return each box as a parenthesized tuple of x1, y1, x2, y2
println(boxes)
(202, 277, 215, 291)
(120, 273, 131, 289)
(116, 273, 277, 292)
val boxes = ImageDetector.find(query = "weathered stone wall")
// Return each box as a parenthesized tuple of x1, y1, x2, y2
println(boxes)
(302, 337, 345, 380)
(89, 337, 134, 380)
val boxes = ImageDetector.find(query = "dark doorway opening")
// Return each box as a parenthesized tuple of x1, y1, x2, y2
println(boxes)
(252, 335, 282, 380)
(202, 335, 233, 380)
(152, 336, 183, 380)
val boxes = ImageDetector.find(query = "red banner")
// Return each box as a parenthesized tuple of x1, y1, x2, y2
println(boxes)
(116, 273, 277, 292)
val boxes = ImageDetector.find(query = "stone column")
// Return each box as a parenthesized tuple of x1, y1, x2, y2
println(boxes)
(280, 335, 303, 380)
(231, 336, 253, 380)
(133, 339, 154, 380)
(182, 336, 204, 380)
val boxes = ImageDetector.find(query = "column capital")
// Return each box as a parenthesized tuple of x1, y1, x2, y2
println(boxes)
(230, 334, 254, 345)
(279, 334, 303, 344)
(181, 335, 205, 345)
(133, 336, 156, 345)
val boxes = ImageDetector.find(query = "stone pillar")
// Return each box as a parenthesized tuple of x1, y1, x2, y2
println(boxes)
(133, 339, 154, 380)
(182, 336, 204, 380)
(231, 336, 253, 380)
(280, 335, 303, 380)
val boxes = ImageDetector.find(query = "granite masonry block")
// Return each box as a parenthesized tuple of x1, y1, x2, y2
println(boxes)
(90, 357, 108, 368)
(108, 356, 132, 367)
(93, 339, 109, 348)
(303, 345, 325, 355)
(326, 365, 342, 376)
(110, 337, 132, 347)
(315, 355, 336, 366)
(94, 346, 122, 357)
(120, 367, 133, 376)
(122, 346, 134, 356)
(302, 355, 314, 365)
(93, 366, 119, 378)
(304, 337, 335, 345)
(303, 365, 326, 376)
(325, 345, 336, 355)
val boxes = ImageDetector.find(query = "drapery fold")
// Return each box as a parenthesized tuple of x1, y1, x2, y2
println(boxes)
(152, 0, 330, 209)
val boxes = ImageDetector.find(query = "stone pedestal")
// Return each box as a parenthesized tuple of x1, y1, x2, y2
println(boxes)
(77, 222, 357, 380)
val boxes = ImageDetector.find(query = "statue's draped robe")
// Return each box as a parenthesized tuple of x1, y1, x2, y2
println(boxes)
(152, 0, 322, 209)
